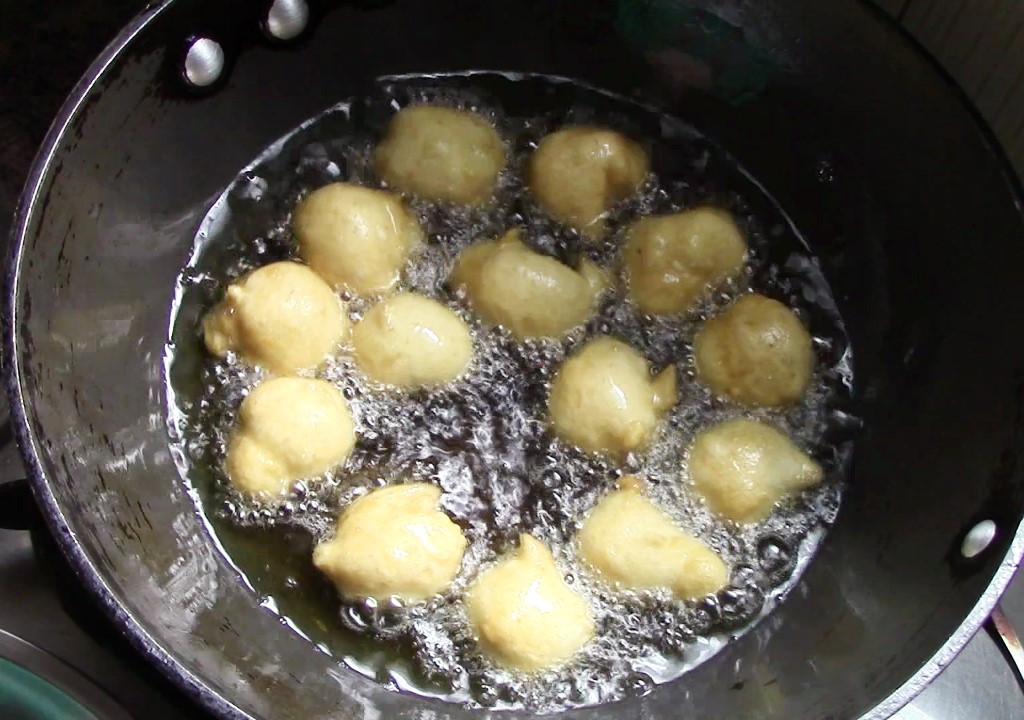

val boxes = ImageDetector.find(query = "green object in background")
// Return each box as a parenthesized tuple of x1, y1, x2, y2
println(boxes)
(614, 0, 778, 103)
(0, 657, 99, 720)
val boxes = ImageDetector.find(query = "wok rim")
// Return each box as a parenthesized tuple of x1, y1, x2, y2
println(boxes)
(2, 2, 250, 718)
(4, 2, 1024, 719)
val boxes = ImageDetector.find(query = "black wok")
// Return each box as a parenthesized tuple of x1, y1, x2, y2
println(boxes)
(5, 1, 1024, 718)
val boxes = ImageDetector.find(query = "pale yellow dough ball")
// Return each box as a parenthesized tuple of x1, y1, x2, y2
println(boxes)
(292, 182, 423, 296)
(579, 476, 728, 599)
(312, 483, 467, 602)
(226, 378, 355, 497)
(527, 126, 648, 238)
(450, 229, 608, 339)
(352, 292, 473, 388)
(466, 534, 594, 672)
(689, 418, 823, 523)
(549, 336, 677, 457)
(202, 261, 348, 375)
(375, 105, 506, 205)
(624, 207, 747, 315)
(694, 293, 814, 407)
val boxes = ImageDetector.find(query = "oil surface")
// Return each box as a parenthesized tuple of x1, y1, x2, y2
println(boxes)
(164, 72, 855, 713)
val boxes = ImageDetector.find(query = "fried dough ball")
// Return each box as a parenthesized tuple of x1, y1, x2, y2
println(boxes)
(450, 229, 608, 339)
(624, 207, 747, 315)
(292, 182, 423, 296)
(579, 476, 728, 599)
(694, 293, 813, 407)
(527, 127, 648, 238)
(466, 534, 594, 672)
(352, 292, 473, 388)
(202, 261, 348, 375)
(689, 418, 823, 523)
(313, 483, 467, 602)
(549, 336, 676, 457)
(375, 105, 506, 204)
(226, 378, 355, 497)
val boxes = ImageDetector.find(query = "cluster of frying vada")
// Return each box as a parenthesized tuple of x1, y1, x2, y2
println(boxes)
(199, 103, 823, 674)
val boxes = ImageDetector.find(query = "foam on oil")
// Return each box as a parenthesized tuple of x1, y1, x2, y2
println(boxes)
(164, 72, 855, 713)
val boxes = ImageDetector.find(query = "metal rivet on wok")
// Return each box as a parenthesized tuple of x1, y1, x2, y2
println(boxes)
(183, 38, 225, 88)
(267, 0, 310, 41)
(961, 520, 997, 559)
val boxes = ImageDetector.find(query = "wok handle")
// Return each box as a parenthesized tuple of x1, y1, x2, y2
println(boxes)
(0, 413, 32, 530)
(0, 477, 32, 531)
(988, 604, 1024, 689)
